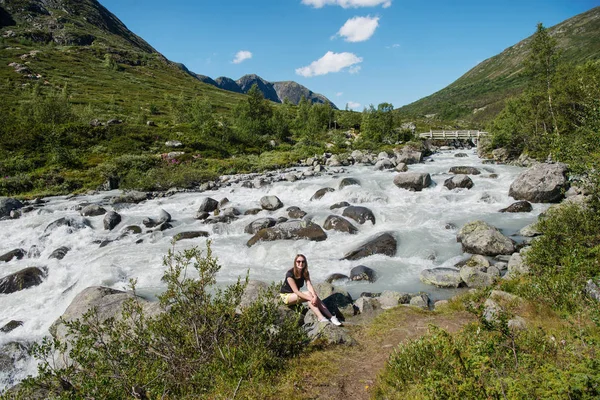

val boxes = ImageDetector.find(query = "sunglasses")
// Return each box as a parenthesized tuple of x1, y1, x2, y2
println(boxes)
(295, 260, 306, 264)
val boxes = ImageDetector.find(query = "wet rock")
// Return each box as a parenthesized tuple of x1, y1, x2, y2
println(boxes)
(354, 296, 378, 314)
(393, 172, 432, 191)
(0, 197, 24, 218)
(111, 191, 148, 204)
(499, 201, 532, 213)
(395, 148, 422, 164)
(374, 159, 394, 170)
(43, 217, 91, 236)
(247, 221, 327, 247)
(409, 294, 430, 309)
(310, 187, 335, 201)
(143, 209, 171, 228)
(80, 204, 106, 217)
(377, 291, 411, 309)
(0, 320, 23, 333)
(244, 208, 262, 215)
(122, 225, 142, 235)
(455, 153, 468, 158)
(0, 248, 26, 263)
(444, 175, 474, 190)
(395, 162, 408, 172)
(325, 273, 349, 283)
(244, 217, 277, 234)
(260, 195, 283, 211)
(342, 232, 397, 261)
(509, 163, 568, 203)
(342, 206, 376, 225)
(339, 177, 360, 189)
(49, 246, 69, 260)
(195, 211, 210, 220)
(173, 231, 209, 241)
(420, 268, 463, 288)
(323, 215, 358, 234)
(330, 201, 350, 210)
(350, 265, 377, 282)
(457, 220, 516, 256)
(287, 206, 307, 219)
(0, 267, 46, 294)
(449, 166, 481, 175)
(198, 197, 219, 213)
(103, 211, 121, 231)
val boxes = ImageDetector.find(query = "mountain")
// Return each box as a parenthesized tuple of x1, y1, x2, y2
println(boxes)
(396, 6, 600, 124)
(198, 73, 338, 109)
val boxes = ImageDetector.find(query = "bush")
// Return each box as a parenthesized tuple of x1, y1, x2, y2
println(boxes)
(15, 244, 307, 399)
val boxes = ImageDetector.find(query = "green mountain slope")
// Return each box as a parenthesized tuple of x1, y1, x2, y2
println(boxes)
(396, 6, 600, 125)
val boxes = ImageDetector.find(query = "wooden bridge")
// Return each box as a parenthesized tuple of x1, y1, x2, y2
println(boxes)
(418, 130, 488, 140)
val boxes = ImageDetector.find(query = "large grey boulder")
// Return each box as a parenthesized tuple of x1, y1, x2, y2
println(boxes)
(43, 217, 91, 236)
(350, 265, 377, 282)
(244, 217, 277, 234)
(287, 206, 307, 219)
(143, 209, 171, 228)
(457, 220, 516, 256)
(311, 187, 335, 201)
(377, 291, 411, 309)
(444, 175, 474, 190)
(0, 267, 46, 294)
(111, 191, 148, 204)
(342, 232, 397, 261)
(0, 197, 23, 218)
(103, 211, 122, 231)
(393, 172, 432, 191)
(449, 166, 481, 175)
(50, 286, 161, 342)
(395, 148, 422, 164)
(247, 221, 327, 247)
(420, 268, 463, 288)
(374, 159, 394, 170)
(323, 215, 358, 234)
(342, 206, 375, 225)
(173, 231, 209, 241)
(499, 201, 532, 213)
(509, 163, 568, 203)
(0, 248, 26, 263)
(80, 204, 107, 217)
(339, 177, 360, 189)
(505, 252, 530, 278)
(198, 197, 219, 213)
(260, 195, 283, 211)
(460, 266, 497, 288)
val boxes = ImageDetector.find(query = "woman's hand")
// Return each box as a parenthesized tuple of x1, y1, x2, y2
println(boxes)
(310, 294, 318, 306)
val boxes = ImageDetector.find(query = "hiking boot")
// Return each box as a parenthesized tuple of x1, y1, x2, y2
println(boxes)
(330, 316, 342, 326)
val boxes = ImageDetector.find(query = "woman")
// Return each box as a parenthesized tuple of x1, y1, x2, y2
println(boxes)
(280, 254, 342, 326)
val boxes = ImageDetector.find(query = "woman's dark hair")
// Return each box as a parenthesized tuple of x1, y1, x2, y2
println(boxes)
(293, 254, 310, 280)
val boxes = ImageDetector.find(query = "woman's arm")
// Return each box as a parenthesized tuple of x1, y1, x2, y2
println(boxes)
(287, 277, 313, 302)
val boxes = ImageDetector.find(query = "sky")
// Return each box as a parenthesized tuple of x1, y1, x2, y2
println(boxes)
(97, 0, 598, 110)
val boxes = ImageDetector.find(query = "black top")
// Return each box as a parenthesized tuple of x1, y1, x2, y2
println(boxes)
(280, 268, 305, 294)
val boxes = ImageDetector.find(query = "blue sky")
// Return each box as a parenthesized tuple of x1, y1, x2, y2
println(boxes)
(98, 0, 598, 110)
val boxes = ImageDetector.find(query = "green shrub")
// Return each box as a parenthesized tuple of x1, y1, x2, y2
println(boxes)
(15, 244, 307, 399)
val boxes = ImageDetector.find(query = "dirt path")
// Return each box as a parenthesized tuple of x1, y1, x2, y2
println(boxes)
(281, 308, 475, 400)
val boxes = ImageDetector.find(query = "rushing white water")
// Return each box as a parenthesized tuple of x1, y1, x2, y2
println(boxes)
(0, 148, 548, 388)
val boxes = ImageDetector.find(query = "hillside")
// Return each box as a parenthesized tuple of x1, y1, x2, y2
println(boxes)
(396, 6, 600, 125)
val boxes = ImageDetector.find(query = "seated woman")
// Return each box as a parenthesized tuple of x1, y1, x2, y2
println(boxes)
(279, 254, 342, 326)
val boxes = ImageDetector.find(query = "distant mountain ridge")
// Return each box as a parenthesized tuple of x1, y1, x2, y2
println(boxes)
(396, 6, 600, 124)
(193, 72, 338, 109)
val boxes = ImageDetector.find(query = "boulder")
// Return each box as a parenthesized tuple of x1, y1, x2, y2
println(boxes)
(330, 201, 350, 210)
(342, 206, 376, 225)
(0, 320, 23, 333)
(395, 162, 408, 172)
(198, 197, 219, 213)
(325, 273, 349, 283)
(350, 265, 377, 282)
(420, 268, 463, 288)
(323, 215, 358, 234)
(449, 166, 481, 175)
(247, 221, 327, 247)
(354, 296, 378, 314)
(377, 291, 411, 309)
(0, 248, 26, 263)
(499, 201, 532, 213)
(459, 266, 497, 288)
(111, 191, 148, 204)
(49, 246, 69, 260)
(0, 267, 46, 294)
(287, 206, 307, 219)
(454, 153, 469, 158)
(374, 159, 394, 170)
(339, 177, 360, 189)
(0, 197, 24, 218)
(311, 187, 335, 201)
(585, 278, 600, 303)
(103, 211, 122, 231)
(43, 217, 91, 236)
(305, 322, 355, 345)
(395, 148, 422, 164)
(143, 209, 171, 228)
(444, 175, 474, 190)
(409, 294, 430, 309)
(508, 163, 568, 203)
(393, 172, 432, 191)
(173, 231, 209, 241)
(50, 286, 161, 342)
(342, 232, 397, 261)
(506, 252, 529, 278)
(244, 217, 277, 234)
(457, 221, 516, 256)
(80, 204, 107, 217)
(492, 148, 510, 162)
(244, 208, 262, 215)
(260, 195, 283, 211)
(239, 280, 269, 310)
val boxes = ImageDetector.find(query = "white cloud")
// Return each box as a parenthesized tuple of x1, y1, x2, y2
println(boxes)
(232, 50, 252, 64)
(336, 92, 343, 96)
(348, 65, 361, 74)
(302, 0, 391, 8)
(386, 43, 400, 49)
(337, 16, 379, 42)
(346, 101, 362, 110)
(296, 51, 363, 77)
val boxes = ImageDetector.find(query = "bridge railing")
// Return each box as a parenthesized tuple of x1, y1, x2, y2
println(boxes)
(418, 130, 488, 139)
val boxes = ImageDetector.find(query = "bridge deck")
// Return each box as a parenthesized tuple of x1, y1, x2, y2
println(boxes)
(418, 130, 488, 139)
